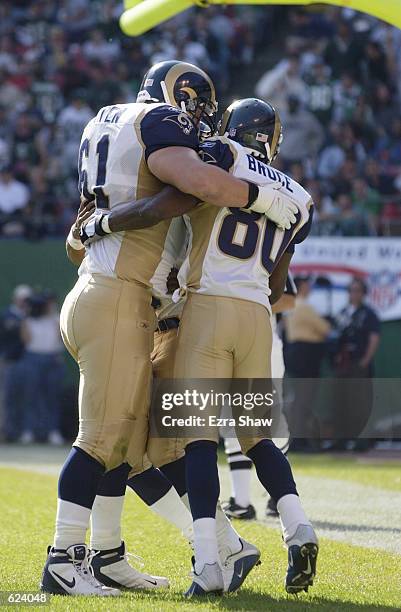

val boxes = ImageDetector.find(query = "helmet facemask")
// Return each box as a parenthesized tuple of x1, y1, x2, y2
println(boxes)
(177, 94, 218, 135)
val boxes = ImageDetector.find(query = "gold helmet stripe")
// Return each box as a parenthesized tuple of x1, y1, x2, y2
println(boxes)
(163, 62, 216, 108)
(218, 100, 243, 136)
(219, 108, 231, 135)
(271, 110, 282, 161)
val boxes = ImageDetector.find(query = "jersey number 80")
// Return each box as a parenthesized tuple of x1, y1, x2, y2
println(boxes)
(218, 208, 296, 275)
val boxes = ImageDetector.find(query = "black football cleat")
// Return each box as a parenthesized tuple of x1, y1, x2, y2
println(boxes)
(223, 497, 256, 520)
(285, 525, 319, 594)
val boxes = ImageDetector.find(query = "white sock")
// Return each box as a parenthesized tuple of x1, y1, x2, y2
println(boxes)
(90, 495, 124, 550)
(216, 503, 242, 557)
(230, 468, 252, 507)
(145, 487, 193, 541)
(54, 499, 91, 549)
(277, 494, 312, 542)
(193, 517, 219, 573)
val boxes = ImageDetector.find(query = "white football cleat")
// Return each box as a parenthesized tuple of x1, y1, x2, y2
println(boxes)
(90, 541, 169, 590)
(40, 543, 121, 596)
(220, 537, 261, 592)
(185, 562, 224, 597)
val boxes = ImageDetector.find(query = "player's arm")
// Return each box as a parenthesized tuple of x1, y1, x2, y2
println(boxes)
(269, 252, 293, 306)
(147, 147, 254, 209)
(108, 186, 198, 231)
(80, 186, 199, 245)
(270, 204, 314, 305)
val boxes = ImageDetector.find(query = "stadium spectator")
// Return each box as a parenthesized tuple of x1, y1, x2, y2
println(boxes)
(0, 136, 9, 168)
(0, 285, 32, 442)
(56, 92, 93, 169)
(317, 125, 346, 179)
(352, 178, 382, 232)
(328, 278, 380, 450)
(279, 95, 324, 165)
(323, 19, 363, 78)
(0, 166, 30, 235)
(363, 158, 398, 196)
(332, 72, 362, 123)
(332, 193, 372, 236)
(19, 291, 64, 445)
(10, 113, 41, 183)
(306, 178, 337, 235)
(304, 60, 335, 125)
(255, 54, 307, 111)
(82, 29, 120, 65)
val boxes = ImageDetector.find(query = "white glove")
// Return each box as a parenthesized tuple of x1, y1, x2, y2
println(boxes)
(264, 193, 298, 230)
(249, 183, 298, 230)
(80, 211, 112, 246)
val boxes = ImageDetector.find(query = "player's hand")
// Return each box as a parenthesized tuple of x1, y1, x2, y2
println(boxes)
(248, 183, 298, 230)
(72, 197, 96, 240)
(80, 210, 112, 246)
(265, 194, 298, 230)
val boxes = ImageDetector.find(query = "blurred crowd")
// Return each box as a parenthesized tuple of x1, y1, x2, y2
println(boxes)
(0, 284, 64, 443)
(0, 2, 400, 238)
(256, 8, 401, 236)
(0, 0, 262, 238)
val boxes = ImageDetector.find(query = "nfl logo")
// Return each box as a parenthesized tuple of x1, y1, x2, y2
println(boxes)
(369, 270, 400, 310)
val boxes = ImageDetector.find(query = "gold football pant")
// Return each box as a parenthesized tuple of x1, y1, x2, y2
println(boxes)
(146, 327, 185, 468)
(151, 328, 178, 379)
(174, 292, 273, 454)
(60, 274, 155, 472)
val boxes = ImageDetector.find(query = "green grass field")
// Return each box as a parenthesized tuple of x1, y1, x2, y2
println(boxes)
(0, 448, 400, 611)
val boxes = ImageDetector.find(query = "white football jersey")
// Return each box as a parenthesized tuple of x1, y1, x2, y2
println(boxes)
(76, 101, 199, 287)
(178, 137, 313, 312)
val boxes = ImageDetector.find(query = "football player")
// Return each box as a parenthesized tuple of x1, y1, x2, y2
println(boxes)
(68, 209, 256, 594)
(174, 99, 318, 596)
(42, 61, 297, 597)
(79, 98, 318, 598)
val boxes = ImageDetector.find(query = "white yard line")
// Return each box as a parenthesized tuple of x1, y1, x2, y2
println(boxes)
(1, 445, 400, 555)
(220, 465, 401, 556)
